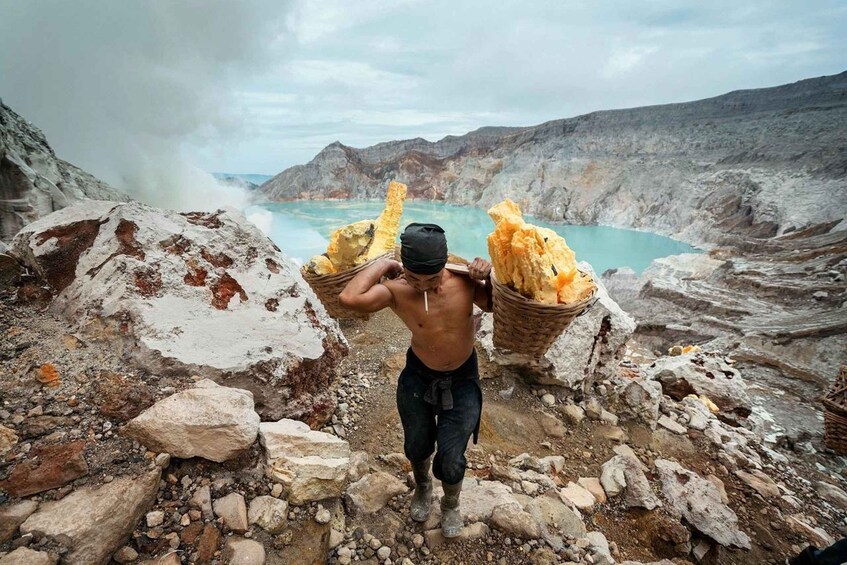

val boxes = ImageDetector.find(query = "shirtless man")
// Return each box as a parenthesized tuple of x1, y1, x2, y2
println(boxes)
(339, 223, 492, 537)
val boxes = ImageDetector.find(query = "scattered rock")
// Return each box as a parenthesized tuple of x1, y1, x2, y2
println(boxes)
(0, 547, 57, 565)
(578, 477, 607, 504)
(0, 501, 38, 543)
(345, 472, 409, 515)
(248, 496, 288, 534)
(259, 419, 350, 505)
(734, 469, 780, 499)
(347, 451, 369, 482)
(425, 522, 489, 549)
(560, 482, 596, 510)
(222, 536, 265, 565)
(213, 492, 249, 533)
(190, 484, 214, 521)
(538, 413, 566, 437)
(525, 495, 587, 539)
(196, 524, 221, 564)
(559, 405, 585, 425)
(0, 441, 88, 497)
(112, 546, 139, 564)
(617, 379, 662, 427)
(0, 424, 19, 457)
(20, 469, 161, 564)
(814, 482, 847, 510)
(491, 504, 541, 539)
(654, 459, 750, 549)
(123, 380, 260, 462)
(587, 531, 614, 565)
(785, 514, 835, 548)
(657, 415, 687, 435)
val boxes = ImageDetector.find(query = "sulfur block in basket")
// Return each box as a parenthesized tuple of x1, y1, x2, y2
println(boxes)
(305, 181, 407, 274)
(367, 180, 407, 260)
(487, 199, 596, 305)
(326, 219, 376, 268)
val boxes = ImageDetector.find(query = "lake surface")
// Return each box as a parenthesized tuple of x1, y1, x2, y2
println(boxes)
(247, 200, 699, 274)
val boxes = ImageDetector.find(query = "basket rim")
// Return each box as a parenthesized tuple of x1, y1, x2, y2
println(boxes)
(300, 251, 393, 283)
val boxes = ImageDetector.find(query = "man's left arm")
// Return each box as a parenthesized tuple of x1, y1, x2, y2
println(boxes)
(468, 257, 493, 312)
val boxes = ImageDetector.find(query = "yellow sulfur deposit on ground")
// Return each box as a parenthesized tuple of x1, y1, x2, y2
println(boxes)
(305, 181, 408, 274)
(687, 394, 720, 414)
(487, 199, 596, 304)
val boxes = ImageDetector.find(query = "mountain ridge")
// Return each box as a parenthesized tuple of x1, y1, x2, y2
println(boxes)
(261, 71, 847, 247)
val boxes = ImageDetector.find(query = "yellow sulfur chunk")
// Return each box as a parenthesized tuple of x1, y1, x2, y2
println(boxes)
(305, 255, 336, 275)
(367, 181, 407, 260)
(304, 179, 408, 274)
(326, 220, 376, 268)
(487, 199, 596, 305)
(699, 395, 720, 414)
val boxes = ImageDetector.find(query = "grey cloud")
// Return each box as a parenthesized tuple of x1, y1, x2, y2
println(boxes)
(2, 0, 845, 179)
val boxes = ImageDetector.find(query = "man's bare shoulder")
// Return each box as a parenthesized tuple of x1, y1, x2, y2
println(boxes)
(382, 278, 412, 296)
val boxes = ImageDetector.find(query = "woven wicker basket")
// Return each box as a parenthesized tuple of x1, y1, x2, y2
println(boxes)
(491, 270, 597, 356)
(300, 252, 392, 320)
(823, 366, 847, 454)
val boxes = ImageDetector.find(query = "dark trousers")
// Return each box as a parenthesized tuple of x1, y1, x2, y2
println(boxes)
(396, 349, 482, 485)
(815, 537, 847, 565)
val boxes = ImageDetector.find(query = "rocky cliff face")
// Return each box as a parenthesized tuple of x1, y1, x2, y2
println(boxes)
(261, 72, 847, 247)
(0, 100, 129, 242)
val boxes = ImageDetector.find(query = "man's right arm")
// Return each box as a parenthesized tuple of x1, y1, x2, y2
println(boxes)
(338, 258, 402, 313)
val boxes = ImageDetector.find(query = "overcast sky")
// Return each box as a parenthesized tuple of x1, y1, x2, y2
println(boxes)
(1, 0, 845, 209)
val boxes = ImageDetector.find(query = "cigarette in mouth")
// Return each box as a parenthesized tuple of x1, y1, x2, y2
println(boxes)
(424, 291, 428, 314)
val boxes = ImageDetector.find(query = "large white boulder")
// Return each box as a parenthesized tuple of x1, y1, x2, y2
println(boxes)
(20, 469, 161, 565)
(123, 380, 259, 462)
(259, 419, 350, 505)
(479, 263, 635, 390)
(10, 201, 347, 423)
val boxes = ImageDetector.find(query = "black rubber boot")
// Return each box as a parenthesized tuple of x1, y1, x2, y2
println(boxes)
(410, 457, 433, 522)
(440, 480, 464, 538)
(787, 546, 818, 565)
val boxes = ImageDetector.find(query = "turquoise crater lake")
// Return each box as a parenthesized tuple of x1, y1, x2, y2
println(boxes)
(248, 200, 699, 275)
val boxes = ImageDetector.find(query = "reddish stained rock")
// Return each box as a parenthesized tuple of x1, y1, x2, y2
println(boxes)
(15, 281, 52, 303)
(33, 219, 103, 291)
(19, 415, 72, 439)
(210, 273, 247, 310)
(184, 266, 208, 287)
(158, 234, 192, 255)
(135, 268, 162, 297)
(181, 211, 224, 229)
(85, 219, 146, 278)
(181, 522, 204, 545)
(200, 248, 233, 268)
(303, 299, 320, 328)
(111, 219, 144, 259)
(95, 373, 155, 422)
(0, 441, 88, 497)
(196, 523, 221, 564)
(265, 258, 281, 273)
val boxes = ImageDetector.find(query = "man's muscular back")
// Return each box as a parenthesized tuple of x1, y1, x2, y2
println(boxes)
(384, 270, 476, 371)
